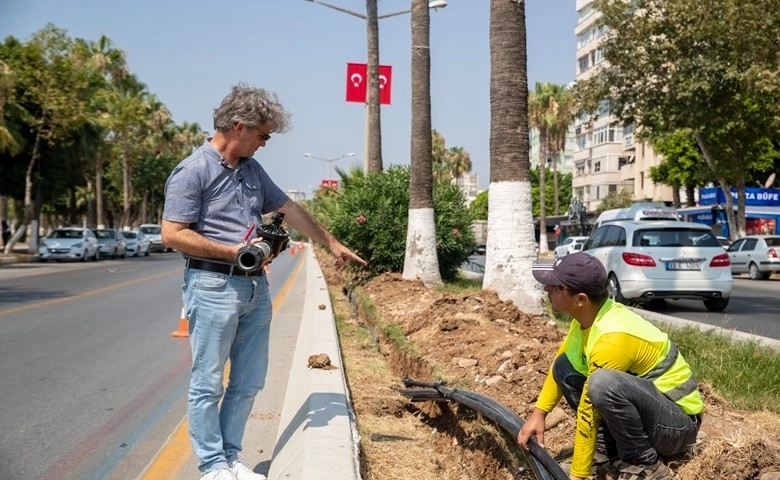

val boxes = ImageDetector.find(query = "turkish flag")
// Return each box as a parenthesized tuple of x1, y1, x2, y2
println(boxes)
(346, 63, 367, 103)
(345, 63, 392, 105)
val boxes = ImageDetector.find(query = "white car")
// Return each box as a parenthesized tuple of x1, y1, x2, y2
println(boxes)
(581, 220, 732, 312)
(554, 236, 588, 259)
(139, 223, 170, 252)
(727, 235, 780, 280)
(122, 230, 151, 257)
(39, 228, 100, 262)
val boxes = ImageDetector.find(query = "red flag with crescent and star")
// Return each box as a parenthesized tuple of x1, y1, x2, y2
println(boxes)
(345, 62, 392, 105)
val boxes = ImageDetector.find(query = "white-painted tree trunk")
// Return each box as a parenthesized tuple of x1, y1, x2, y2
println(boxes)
(482, 181, 545, 315)
(403, 207, 442, 288)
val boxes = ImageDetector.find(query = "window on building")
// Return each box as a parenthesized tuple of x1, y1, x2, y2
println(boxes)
(594, 161, 601, 173)
(578, 3, 594, 20)
(578, 55, 589, 73)
(593, 48, 605, 66)
(577, 29, 591, 48)
(592, 126, 621, 146)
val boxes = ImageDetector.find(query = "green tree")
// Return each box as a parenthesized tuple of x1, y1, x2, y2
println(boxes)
(528, 82, 564, 254)
(484, 0, 544, 314)
(329, 166, 474, 281)
(547, 87, 574, 215)
(469, 190, 488, 220)
(3, 25, 94, 252)
(575, 0, 780, 239)
(647, 130, 712, 208)
(595, 190, 634, 213)
(404, 0, 441, 287)
(447, 146, 472, 184)
(431, 129, 448, 182)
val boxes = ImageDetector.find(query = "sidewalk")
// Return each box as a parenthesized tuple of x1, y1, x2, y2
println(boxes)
(0, 244, 38, 266)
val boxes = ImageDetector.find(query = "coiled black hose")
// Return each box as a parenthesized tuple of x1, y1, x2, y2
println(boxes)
(400, 378, 569, 480)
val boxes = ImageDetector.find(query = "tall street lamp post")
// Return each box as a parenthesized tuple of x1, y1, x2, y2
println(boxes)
(303, 152, 357, 185)
(304, 0, 447, 173)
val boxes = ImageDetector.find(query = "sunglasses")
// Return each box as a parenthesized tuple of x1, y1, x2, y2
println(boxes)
(258, 131, 271, 142)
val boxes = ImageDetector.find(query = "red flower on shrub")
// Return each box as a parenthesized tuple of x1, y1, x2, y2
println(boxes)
(356, 214, 367, 225)
(452, 228, 460, 236)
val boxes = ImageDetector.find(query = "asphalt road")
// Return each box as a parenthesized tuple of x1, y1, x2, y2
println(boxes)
(465, 255, 780, 341)
(0, 251, 305, 480)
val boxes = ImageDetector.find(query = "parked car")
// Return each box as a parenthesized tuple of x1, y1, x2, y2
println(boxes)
(717, 236, 731, 248)
(726, 235, 780, 280)
(139, 223, 168, 252)
(93, 228, 127, 259)
(581, 220, 732, 312)
(122, 230, 151, 257)
(472, 244, 486, 255)
(39, 227, 100, 262)
(553, 236, 589, 259)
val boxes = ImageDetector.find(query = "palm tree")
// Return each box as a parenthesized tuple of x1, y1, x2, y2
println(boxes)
(431, 129, 448, 181)
(528, 82, 556, 254)
(447, 146, 472, 185)
(403, 0, 441, 287)
(75, 34, 128, 228)
(547, 86, 574, 216)
(366, 0, 383, 173)
(483, 0, 544, 315)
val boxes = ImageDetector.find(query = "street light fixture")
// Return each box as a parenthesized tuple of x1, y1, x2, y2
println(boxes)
(304, 0, 447, 172)
(304, 0, 447, 20)
(303, 152, 357, 183)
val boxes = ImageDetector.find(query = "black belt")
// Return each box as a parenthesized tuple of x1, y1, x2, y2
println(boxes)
(186, 258, 263, 277)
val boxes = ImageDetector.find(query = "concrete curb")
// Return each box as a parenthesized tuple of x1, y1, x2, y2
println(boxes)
(0, 253, 38, 265)
(268, 246, 361, 480)
(630, 306, 780, 350)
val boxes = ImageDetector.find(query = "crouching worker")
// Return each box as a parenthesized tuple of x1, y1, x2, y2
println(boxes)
(517, 252, 703, 480)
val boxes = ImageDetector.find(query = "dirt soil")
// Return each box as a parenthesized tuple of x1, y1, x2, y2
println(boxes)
(314, 248, 780, 480)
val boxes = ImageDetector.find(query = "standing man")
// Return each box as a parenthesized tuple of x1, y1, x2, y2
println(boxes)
(161, 83, 366, 480)
(517, 252, 703, 480)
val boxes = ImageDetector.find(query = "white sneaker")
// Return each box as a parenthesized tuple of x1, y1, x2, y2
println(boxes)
(201, 467, 237, 480)
(229, 461, 267, 480)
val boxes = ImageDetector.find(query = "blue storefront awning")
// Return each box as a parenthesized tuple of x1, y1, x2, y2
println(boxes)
(678, 205, 780, 220)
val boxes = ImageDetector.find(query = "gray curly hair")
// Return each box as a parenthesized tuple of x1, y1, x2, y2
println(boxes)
(213, 83, 292, 134)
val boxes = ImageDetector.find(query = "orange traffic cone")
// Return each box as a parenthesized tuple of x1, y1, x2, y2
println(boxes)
(171, 307, 189, 338)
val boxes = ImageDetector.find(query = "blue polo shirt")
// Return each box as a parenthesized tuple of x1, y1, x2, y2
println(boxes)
(163, 139, 288, 259)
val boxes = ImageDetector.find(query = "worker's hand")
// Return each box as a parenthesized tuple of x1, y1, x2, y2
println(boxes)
(517, 408, 548, 450)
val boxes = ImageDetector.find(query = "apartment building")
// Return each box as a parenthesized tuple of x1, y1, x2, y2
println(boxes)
(529, 126, 576, 175)
(573, 0, 673, 212)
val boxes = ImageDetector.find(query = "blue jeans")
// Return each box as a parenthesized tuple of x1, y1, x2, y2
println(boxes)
(183, 267, 272, 474)
(552, 354, 700, 465)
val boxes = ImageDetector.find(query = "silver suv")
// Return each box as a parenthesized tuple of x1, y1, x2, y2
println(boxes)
(582, 220, 732, 312)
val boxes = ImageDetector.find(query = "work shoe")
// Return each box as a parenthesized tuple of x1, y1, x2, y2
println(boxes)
(229, 460, 267, 480)
(201, 467, 237, 480)
(616, 459, 673, 480)
(558, 455, 610, 477)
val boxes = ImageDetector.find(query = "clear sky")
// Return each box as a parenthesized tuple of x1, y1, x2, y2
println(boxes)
(1, 0, 577, 197)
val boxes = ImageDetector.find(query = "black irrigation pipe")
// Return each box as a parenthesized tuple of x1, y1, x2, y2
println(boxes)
(400, 378, 569, 480)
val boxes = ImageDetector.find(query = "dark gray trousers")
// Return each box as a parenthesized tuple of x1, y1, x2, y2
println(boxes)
(552, 354, 700, 465)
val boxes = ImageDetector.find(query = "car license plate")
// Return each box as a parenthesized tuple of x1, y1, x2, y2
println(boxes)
(666, 261, 701, 271)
